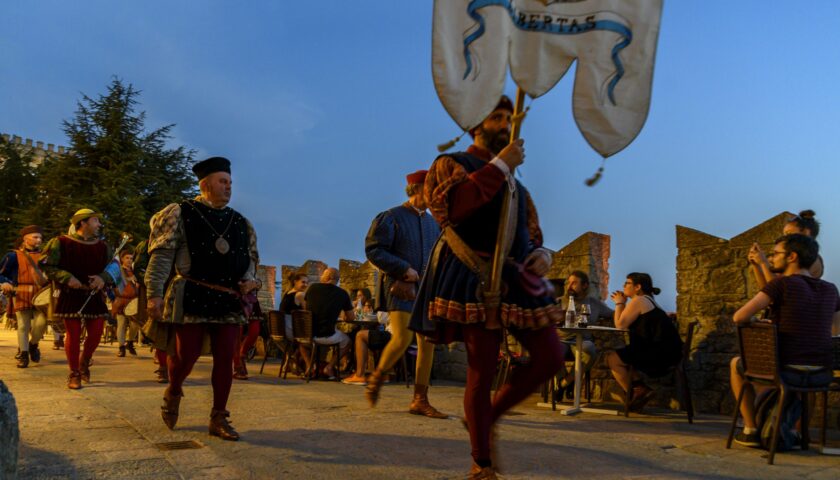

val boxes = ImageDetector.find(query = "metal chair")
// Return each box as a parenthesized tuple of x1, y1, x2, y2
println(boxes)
(725, 322, 833, 464)
(623, 320, 697, 423)
(292, 310, 342, 383)
(259, 310, 293, 378)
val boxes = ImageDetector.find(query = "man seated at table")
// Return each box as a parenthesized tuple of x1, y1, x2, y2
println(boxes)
(342, 300, 391, 385)
(556, 271, 614, 400)
(303, 267, 353, 379)
(730, 233, 840, 446)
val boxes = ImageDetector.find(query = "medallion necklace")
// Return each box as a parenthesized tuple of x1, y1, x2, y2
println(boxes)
(189, 201, 235, 254)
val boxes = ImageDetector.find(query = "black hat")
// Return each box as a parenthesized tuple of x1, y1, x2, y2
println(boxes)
(192, 157, 231, 180)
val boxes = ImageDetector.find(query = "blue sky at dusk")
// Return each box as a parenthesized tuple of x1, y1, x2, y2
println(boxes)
(3, 1, 839, 310)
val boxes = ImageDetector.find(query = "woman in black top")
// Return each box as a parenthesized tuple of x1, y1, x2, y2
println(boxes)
(279, 272, 309, 374)
(606, 272, 682, 411)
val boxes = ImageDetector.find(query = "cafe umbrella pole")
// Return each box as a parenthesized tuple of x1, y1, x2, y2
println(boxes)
(484, 88, 527, 322)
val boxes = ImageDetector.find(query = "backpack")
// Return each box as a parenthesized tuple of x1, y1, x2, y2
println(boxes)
(754, 388, 802, 451)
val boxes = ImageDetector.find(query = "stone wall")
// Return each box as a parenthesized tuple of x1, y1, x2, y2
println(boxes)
(256, 265, 276, 311)
(0, 380, 19, 479)
(280, 260, 328, 296)
(338, 259, 379, 304)
(0, 132, 70, 167)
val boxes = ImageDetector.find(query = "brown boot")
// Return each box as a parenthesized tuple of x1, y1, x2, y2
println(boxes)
(67, 370, 82, 390)
(468, 463, 498, 480)
(365, 369, 385, 407)
(209, 409, 240, 441)
(408, 384, 448, 419)
(161, 387, 183, 430)
(79, 357, 92, 383)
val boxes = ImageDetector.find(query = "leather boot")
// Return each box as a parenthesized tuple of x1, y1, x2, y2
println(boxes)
(468, 463, 498, 480)
(117, 346, 126, 357)
(29, 343, 41, 363)
(365, 369, 385, 407)
(17, 351, 29, 368)
(161, 387, 183, 430)
(126, 341, 137, 355)
(67, 370, 82, 389)
(209, 409, 240, 441)
(408, 384, 448, 418)
(80, 357, 92, 383)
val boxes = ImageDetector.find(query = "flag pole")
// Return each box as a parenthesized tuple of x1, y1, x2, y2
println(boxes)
(485, 87, 526, 316)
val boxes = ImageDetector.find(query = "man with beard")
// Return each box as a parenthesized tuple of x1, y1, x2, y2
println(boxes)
(729, 233, 840, 447)
(555, 270, 613, 400)
(41, 209, 114, 389)
(411, 96, 565, 479)
(0, 225, 49, 368)
(146, 156, 260, 441)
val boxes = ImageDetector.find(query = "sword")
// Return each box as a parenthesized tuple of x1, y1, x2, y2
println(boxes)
(77, 232, 132, 316)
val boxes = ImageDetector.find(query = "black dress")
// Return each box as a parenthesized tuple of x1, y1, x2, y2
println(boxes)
(616, 296, 682, 377)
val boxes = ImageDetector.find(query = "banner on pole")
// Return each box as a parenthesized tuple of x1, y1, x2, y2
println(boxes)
(432, 0, 663, 157)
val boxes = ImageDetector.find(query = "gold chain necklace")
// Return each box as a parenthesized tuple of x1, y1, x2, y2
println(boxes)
(188, 200, 235, 254)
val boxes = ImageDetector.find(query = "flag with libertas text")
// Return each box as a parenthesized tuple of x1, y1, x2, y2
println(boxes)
(432, 0, 663, 158)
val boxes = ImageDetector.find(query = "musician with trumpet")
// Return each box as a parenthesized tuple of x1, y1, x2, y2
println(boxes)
(41, 208, 116, 389)
(0, 225, 49, 368)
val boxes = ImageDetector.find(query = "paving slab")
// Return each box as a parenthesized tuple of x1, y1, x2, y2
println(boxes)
(0, 328, 838, 479)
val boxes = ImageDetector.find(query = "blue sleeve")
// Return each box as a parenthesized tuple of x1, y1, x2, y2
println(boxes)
(0, 252, 18, 285)
(364, 211, 410, 279)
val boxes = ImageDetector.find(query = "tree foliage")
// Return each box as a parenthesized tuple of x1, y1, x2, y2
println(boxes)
(17, 78, 197, 248)
(0, 137, 42, 247)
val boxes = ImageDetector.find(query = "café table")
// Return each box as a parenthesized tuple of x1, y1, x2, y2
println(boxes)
(539, 325, 628, 416)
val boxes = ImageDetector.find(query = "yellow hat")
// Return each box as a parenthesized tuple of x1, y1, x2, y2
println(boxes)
(70, 208, 103, 225)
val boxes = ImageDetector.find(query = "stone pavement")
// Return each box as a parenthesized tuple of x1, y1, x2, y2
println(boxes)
(0, 329, 838, 480)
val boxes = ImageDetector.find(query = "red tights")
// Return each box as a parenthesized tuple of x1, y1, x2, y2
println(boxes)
(234, 319, 261, 368)
(167, 323, 240, 411)
(155, 348, 168, 368)
(462, 324, 565, 466)
(63, 318, 104, 371)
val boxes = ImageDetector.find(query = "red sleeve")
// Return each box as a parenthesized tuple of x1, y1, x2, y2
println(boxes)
(425, 156, 505, 227)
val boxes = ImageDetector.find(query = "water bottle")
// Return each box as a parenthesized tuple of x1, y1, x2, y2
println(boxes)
(565, 296, 576, 328)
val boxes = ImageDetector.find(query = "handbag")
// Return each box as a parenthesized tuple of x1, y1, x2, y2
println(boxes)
(389, 279, 417, 301)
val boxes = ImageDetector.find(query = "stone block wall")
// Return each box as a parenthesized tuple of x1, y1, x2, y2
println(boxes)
(256, 265, 276, 311)
(338, 259, 379, 303)
(280, 260, 328, 297)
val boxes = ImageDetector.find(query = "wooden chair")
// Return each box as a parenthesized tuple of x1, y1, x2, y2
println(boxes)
(259, 310, 293, 378)
(292, 310, 342, 383)
(623, 320, 698, 423)
(725, 322, 833, 464)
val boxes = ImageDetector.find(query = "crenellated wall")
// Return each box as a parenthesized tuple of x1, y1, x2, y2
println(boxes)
(0, 132, 70, 167)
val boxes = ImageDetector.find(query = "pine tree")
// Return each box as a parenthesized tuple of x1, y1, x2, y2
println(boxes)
(20, 78, 197, 247)
(0, 136, 42, 248)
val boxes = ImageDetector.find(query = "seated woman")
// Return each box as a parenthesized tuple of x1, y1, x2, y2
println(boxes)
(606, 272, 682, 411)
(342, 301, 391, 385)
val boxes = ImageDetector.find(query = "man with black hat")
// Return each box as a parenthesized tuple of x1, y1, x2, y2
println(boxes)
(0, 225, 49, 368)
(146, 156, 260, 441)
(360, 170, 445, 419)
(410, 97, 565, 479)
(41, 209, 115, 388)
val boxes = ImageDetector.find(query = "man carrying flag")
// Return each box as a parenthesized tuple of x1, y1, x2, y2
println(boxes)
(411, 96, 565, 479)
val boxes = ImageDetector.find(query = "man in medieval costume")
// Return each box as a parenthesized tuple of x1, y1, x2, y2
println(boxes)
(411, 96, 566, 479)
(146, 156, 260, 441)
(42, 209, 115, 389)
(0, 225, 49, 368)
(361, 170, 446, 419)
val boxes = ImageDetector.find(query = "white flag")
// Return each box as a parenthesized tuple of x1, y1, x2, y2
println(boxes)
(432, 0, 663, 157)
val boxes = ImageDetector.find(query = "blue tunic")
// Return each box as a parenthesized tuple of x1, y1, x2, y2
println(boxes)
(365, 203, 440, 313)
